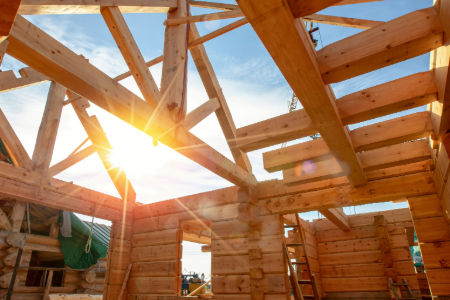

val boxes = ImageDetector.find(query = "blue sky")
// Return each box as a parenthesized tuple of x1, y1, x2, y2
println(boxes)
(0, 0, 434, 275)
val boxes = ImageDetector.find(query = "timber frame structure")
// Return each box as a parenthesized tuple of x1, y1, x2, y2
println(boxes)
(0, 0, 449, 299)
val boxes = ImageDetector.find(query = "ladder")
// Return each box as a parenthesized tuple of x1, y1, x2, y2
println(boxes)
(283, 214, 321, 300)
(388, 278, 415, 300)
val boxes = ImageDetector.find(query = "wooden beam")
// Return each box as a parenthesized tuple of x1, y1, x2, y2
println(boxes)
(183, 231, 211, 245)
(70, 96, 137, 204)
(237, 71, 437, 153)
(0, 161, 130, 220)
(302, 14, 384, 29)
(318, 7, 444, 84)
(318, 208, 350, 231)
(32, 81, 66, 179)
(333, 0, 383, 5)
(189, 23, 253, 173)
(6, 15, 256, 187)
(101, 6, 161, 107)
(0, 0, 21, 37)
(287, 0, 342, 18)
(48, 144, 96, 177)
(164, 10, 244, 26)
(0, 67, 49, 94)
(0, 108, 34, 170)
(18, 0, 177, 15)
(0, 40, 8, 67)
(160, 0, 188, 121)
(182, 97, 220, 130)
(258, 172, 436, 215)
(282, 139, 431, 185)
(238, 0, 365, 185)
(0, 208, 12, 231)
(428, 0, 450, 140)
(264, 111, 434, 173)
(189, 1, 238, 11)
(10, 201, 26, 232)
(113, 17, 248, 83)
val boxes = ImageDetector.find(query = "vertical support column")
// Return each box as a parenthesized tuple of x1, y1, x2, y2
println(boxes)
(211, 188, 289, 300)
(0, 40, 8, 67)
(104, 220, 133, 300)
(408, 194, 450, 298)
(160, 0, 188, 121)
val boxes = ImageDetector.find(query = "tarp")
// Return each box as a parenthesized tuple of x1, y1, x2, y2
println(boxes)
(57, 211, 108, 269)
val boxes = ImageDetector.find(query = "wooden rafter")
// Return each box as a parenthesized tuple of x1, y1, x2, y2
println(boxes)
(101, 6, 161, 107)
(318, 208, 350, 231)
(0, 40, 8, 66)
(303, 14, 384, 29)
(6, 15, 256, 187)
(0, 0, 21, 38)
(18, 0, 177, 15)
(164, 10, 244, 26)
(265, 112, 433, 179)
(32, 81, 66, 180)
(48, 144, 97, 177)
(182, 97, 220, 131)
(0, 67, 49, 94)
(113, 17, 249, 83)
(287, 0, 342, 18)
(189, 22, 252, 173)
(70, 94, 137, 204)
(0, 108, 34, 170)
(237, 0, 366, 186)
(318, 7, 444, 84)
(237, 71, 437, 153)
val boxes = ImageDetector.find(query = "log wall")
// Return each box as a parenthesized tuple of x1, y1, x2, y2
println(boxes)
(313, 208, 420, 299)
(408, 194, 450, 297)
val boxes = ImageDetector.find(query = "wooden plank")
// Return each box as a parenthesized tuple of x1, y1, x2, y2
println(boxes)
(426, 269, 450, 284)
(322, 277, 389, 292)
(183, 231, 211, 244)
(366, 160, 430, 181)
(164, 10, 244, 26)
(18, 0, 177, 14)
(258, 172, 435, 215)
(189, 1, 238, 11)
(0, 0, 21, 36)
(337, 71, 437, 126)
(212, 253, 285, 275)
(6, 15, 256, 188)
(101, 6, 161, 107)
(32, 81, 66, 174)
(318, 208, 349, 231)
(317, 237, 380, 254)
(239, 0, 367, 186)
(189, 23, 252, 172)
(48, 144, 96, 177)
(0, 67, 49, 93)
(0, 109, 34, 170)
(182, 97, 220, 130)
(211, 234, 283, 256)
(264, 112, 433, 173)
(0, 40, 7, 66)
(316, 226, 377, 243)
(318, 7, 444, 84)
(303, 14, 384, 29)
(319, 250, 383, 266)
(71, 99, 137, 203)
(320, 263, 385, 278)
(211, 273, 288, 294)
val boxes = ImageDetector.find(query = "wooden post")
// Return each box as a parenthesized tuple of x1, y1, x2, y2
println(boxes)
(0, 39, 8, 67)
(43, 270, 54, 300)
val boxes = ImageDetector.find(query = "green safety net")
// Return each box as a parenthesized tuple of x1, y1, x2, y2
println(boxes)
(57, 211, 108, 270)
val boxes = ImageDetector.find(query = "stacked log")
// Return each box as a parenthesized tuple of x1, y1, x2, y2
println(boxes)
(63, 261, 107, 294)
